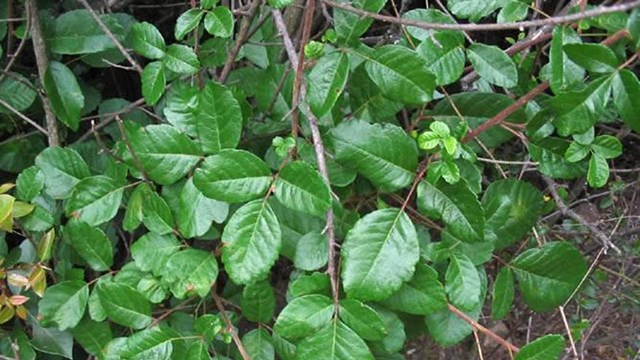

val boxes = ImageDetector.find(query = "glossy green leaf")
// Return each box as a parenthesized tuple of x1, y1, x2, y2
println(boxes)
(497, 1, 528, 23)
(549, 26, 584, 94)
(338, 299, 386, 341)
(275, 161, 331, 217)
(587, 152, 609, 188)
(467, 43, 518, 88)
(491, 267, 514, 320)
(126, 124, 201, 185)
(367, 306, 406, 355)
(0, 194, 13, 232)
(0, 72, 37, 114)
(242, 281, 276, 323)
(295, 320, 374, 360)
(65, 175, 124, 226)
(123, 183, 145, 232)
(341, 208, 419, 301)
(141, 187, 175, 234)
(446, 0, 500, 21)
(511, 242, 587, 312)
(402, 9, 462, 42)
(529, 138, 587, 179)
(163, 82, 199, 136)
(379, 262, 447, 315)
(162, 249, 218, 298)
(196, 81, 243, 154)
(44, 61, 85, 130)
(293, 231, 328, 271)
(308, 51, 349, 117)
(163, 44, 200, 74)
(121, 326, 174, 359)
(445, 253, 480, 311)
(142, 61, 166, 106)
(515, 334, 565, 360)
(564, 142, 591, 162)
(331, 120, 417, 192)
(16, 166, 44, 202)
(243, 329, 275, 360)
(97, 282, 152, 329)
(349, 65, 403, 122)
(612, 69, 640, 132)
(175, 9, 204, 40)
(552, 74, 613, 136)
(221, 199, 281, 285)
(30, 321, 74, 359)
(71, 318, 112, 357)
(417, 181, 484, 243)
(194, 149, 272, 203)
(417, 32, 465, 86)
(274, 294, 334, 339)
(204, 7, 234, 38)
(47, 10, 124, 54)
(39, 280, 89, 331)
(591, 135, 622, 159)
(177, 178, 228, 238)
(563, 43, 618, 73)
(482, 179, 544, 249)
(131, 233, 181, 276)
(64, 220, 113, 271)
(131, 22, 166, 59)
(364, 45, 436, 104)
(334, 0, 386, 44)
(289, 273, 332, 298)
(186, 341, 212, 360)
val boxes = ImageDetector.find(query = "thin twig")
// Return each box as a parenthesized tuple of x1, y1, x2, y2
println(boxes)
(77, 0, 143, 74)
(75, 97, 147, 143)
(27, 0, 59, 147)
(448, 303, 520, 354)
(0, 98, 48, 135)
(0, 3, 30, 83)
(290, 0, 316, 139)
(559, 305, 579, 357)
(219, 0, 263, 83)
(212, 292, 251, 360)
(322, 0, 640, 31)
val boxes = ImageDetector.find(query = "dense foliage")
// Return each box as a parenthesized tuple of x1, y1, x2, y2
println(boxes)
(0, 0, 639, 359)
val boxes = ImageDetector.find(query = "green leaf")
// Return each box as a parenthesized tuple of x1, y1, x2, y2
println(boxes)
(186, 341, 212, 360)
(196, 82, 243, 154)
(131, 233, 181, 276)
(338, 299, 386, 341)
(402, 9, 463, 42)
(467, 43, 518, 88)
(630, 8, 640, 49)
(482, 179, 544, 249)
(552, 74, 613, 136)
(162, 249, 218, 298)
(269, 0, 294, 9)
(295, 320, 374, 360)
(141, 187, 175, 234)
(308, 51, 349, 117)
(293, 231, 328, 271)
(48, 10, 124, 54)
(445, 253, 480, 311)
(221, 199, 281, 285)
(334, 0, 385, 44)
(204, 7, 234, 38)
(65, 175, 124, 226)
(16, 166, 44, 202)
(242, 281, 276, 323)
(417, 32, 465, 86)
(491, 267, 514, 320)
(331, 120, 417, 192)
(177, 178, 228, 238)
(612, 70, 640, 132)
(65, 220, 113, 271)
(498, 1, 528, 23)
(122, 326, 175, 359)
(30, 321, 74, 359)
(275, 161, 331, 217)
(44, 61, 84, 130)
(274, 294, 334, 339)
(367, 306, 406, 354)
(364, 45, 436, 104)
(417, 181, 484, 243)
(126, 124, 201, 185)
(587, 152, 609, 188)
(511, 242, 588, 312)
(39, 280, 88, 331)
(0, 194, 13, 232)
(379, 262, 447, 315)
(0, 72, 37, 114)
(131, 22, 166, 59)
(243, 329, 275, 360)
(142, 61, 166, 106)
(563, 43, 618, 73)
(163, 82, 199, 136)
(341, 208, 419, 301)
(194, 150, 272, 203)
(564, 142, 591, 162)
(549, 26, 584, 94)
(289, 273, 331, 298)
(35, 147, 91, 199)
(349, 65, 403, 122)
(97, 282, 152, 329)
(529, 138, 587, 179)
(515, 334, 565, 360)
(123, 183, 144, 232)
(446, 0, 500, 21)
(71, 318, 112, 357)
(163, 44, 200, 74)
(175, 9, 204, 40)
(591, 135, 622, 159)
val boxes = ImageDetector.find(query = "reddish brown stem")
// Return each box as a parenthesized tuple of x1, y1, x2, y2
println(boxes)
(448, 303, 520, 354)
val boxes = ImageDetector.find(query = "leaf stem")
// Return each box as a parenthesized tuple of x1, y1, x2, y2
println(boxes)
(447, 303, 520, 354)
(212, 292, 251, 360)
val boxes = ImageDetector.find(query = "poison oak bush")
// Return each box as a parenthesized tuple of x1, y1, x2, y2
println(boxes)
(0, 0, 639, 359)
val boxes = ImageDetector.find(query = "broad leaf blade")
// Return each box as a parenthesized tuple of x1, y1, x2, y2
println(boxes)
(275, 161, 331, 217)
(142, 61, 166, 106)
(379, 262, 447, 315)
(196, 82, 243, 154)
(39, 280, 88, 331)
(273, 294, 334, 339)
(177, 178, 228, 238)
(97, 282, 152, 329)
(491, 267, 514, 320)
(467, 43, 518, 88)
(44, 61, 85, 130)
(563, 43, 618, 73)
(65, 175, 124, 226)
(612, 69, 640, 132)
(242, 281, 276, 323)
(295, 320, 374, 360)
(514, 334, 565, 360)
(131, 21, 166, 59)
(162, 249, 218, 298)
(308, 51, 350, 117)
(131, 233, 181, 276)
(552, 76, 613, 136)
(445, 253, 480, 311)
(64, 220, 114, 271)
(549, 26, 584, 94)
(338, 299, 387, 341)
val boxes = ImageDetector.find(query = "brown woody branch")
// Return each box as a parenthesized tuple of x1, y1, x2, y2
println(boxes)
(219, 0, 263, 83)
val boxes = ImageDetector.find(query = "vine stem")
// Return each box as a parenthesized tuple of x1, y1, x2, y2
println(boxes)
(219, 0, 263, 83)
(322, 0, 640, 32)
(212, 292, 251, 360)
(290, 0, 316, 139)
(448, 303, 520, 354)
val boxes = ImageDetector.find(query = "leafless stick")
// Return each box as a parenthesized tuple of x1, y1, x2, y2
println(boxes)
(75, 97, 147, 143)
(26, 0, 59, 147)
(77, 0, 143, 74)
(0, 98, 48, 135)
(219, 0, 263, 83)
(559, 305, 578, 357)
(0, 3, 30, 83)
(448, 303, 520, 354)
(290, 0, 316, 139)
(322, 0, 640, 32)
(212, 292, 251, 360)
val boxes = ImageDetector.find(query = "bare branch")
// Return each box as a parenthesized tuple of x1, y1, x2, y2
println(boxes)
(0, 98, 48, 135)
(219, 0, 263, 83)
(448, 303, 520, 355)
(212, 292, 251, 360)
